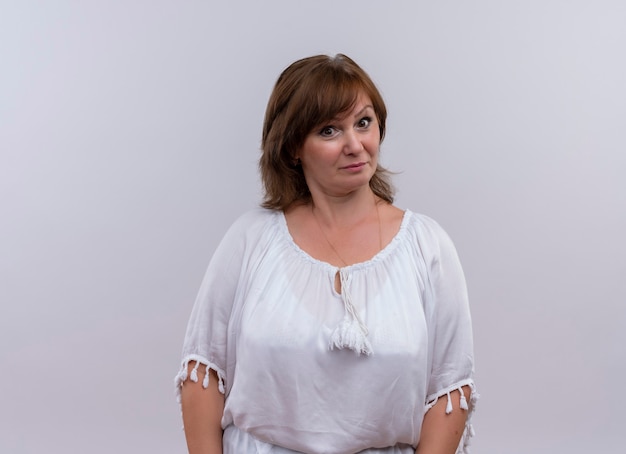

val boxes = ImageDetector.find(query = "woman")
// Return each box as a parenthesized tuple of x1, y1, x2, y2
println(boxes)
(175, 54, 477, 454)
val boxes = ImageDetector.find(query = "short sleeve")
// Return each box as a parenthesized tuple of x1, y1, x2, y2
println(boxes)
(419, 216, 478, 453)
(173, 214, 250, 402)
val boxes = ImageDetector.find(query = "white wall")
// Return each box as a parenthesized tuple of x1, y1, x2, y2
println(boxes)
(1, 1, 624, 452)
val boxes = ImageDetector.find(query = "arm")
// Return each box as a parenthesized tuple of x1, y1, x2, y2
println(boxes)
(417, 216, 476, 453)
(177, 214, 261, 453)
(181, 361, 225, 454)
(415, 386, 471, 454)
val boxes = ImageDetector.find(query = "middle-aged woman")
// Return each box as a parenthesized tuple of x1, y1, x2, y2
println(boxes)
(176, 54, 477, 454)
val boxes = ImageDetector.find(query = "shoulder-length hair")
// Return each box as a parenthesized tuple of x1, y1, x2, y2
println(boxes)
(260, 54, 394, 210)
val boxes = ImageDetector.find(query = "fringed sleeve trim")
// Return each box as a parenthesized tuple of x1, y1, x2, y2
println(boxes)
(174, 354, 226, 405)
(424, 379, 479, 454)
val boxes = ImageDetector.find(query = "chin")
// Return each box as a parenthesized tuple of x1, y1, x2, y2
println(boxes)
(338, 179, 373, 195)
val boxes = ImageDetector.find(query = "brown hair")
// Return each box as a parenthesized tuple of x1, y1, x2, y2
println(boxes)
(260, 54, 394, 210)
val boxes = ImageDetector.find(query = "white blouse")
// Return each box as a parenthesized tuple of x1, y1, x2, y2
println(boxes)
(175, 208, 477, 454)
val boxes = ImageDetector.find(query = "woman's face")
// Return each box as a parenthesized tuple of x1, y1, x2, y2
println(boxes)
(297, 92, 380, 198)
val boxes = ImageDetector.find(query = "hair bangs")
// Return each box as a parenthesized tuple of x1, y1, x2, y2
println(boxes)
(297, 71, 368, 138)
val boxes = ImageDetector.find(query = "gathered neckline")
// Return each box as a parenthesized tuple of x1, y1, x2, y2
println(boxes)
(277, 209, 412, 272)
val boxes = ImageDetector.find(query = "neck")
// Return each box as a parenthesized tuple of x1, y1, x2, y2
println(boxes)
(310, 187, 380, 229)
(310, 188, 383, 267)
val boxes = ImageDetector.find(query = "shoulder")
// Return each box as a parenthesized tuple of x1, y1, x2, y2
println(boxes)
(401, 210, 460, 261)
(210, 208, 283, 267)
(231, 207, 279, 229)
(222, 207, 283, 244)
(404, 210, 451, 240)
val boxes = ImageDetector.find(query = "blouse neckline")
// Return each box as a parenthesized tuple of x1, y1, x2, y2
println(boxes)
(277, 209, 412, 272)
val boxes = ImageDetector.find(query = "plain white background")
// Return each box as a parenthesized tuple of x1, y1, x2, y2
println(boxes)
(1, 1, 625, 453)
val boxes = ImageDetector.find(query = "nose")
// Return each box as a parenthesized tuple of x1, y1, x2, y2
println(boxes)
(342, 130, 363, 155)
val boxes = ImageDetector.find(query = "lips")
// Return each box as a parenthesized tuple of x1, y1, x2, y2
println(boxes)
(340, 162, 366, 170)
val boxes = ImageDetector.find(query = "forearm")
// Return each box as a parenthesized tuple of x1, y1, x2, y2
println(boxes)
(415, 386, 471, 454)
(181, 363, 225, 454)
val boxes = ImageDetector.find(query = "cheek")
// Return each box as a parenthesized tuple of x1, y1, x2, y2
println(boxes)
(366, 137, 381, 155)
(367, 130, 381, 147)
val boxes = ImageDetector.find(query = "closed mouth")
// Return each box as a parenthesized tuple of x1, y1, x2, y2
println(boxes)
(341, 162, 366, 169)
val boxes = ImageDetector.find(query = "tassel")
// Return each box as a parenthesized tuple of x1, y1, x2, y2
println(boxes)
(328, 270, 373, 355)
(459, 387, 469, 410)
(328, 316, 373, 355)
(218, 376, 225, 394)
(179, 362, 188, 382)
(202, 365, 210, 388)
(190, 362, 200, 383)
(445, 392, 453, 414)
(425, 394, 439, 411)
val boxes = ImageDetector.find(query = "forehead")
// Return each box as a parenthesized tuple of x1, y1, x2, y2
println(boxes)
(330, 92, 374, 120)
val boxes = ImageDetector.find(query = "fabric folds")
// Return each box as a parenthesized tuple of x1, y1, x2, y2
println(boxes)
(176, 208, 476, 453)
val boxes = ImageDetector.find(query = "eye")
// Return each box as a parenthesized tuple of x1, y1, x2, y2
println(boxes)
(319, 126, 337, 138)
(357, 116, 373, 129)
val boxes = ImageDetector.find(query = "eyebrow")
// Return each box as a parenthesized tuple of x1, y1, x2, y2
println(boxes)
(353, 105, 374, 118)
(329, 104, 374, 122)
